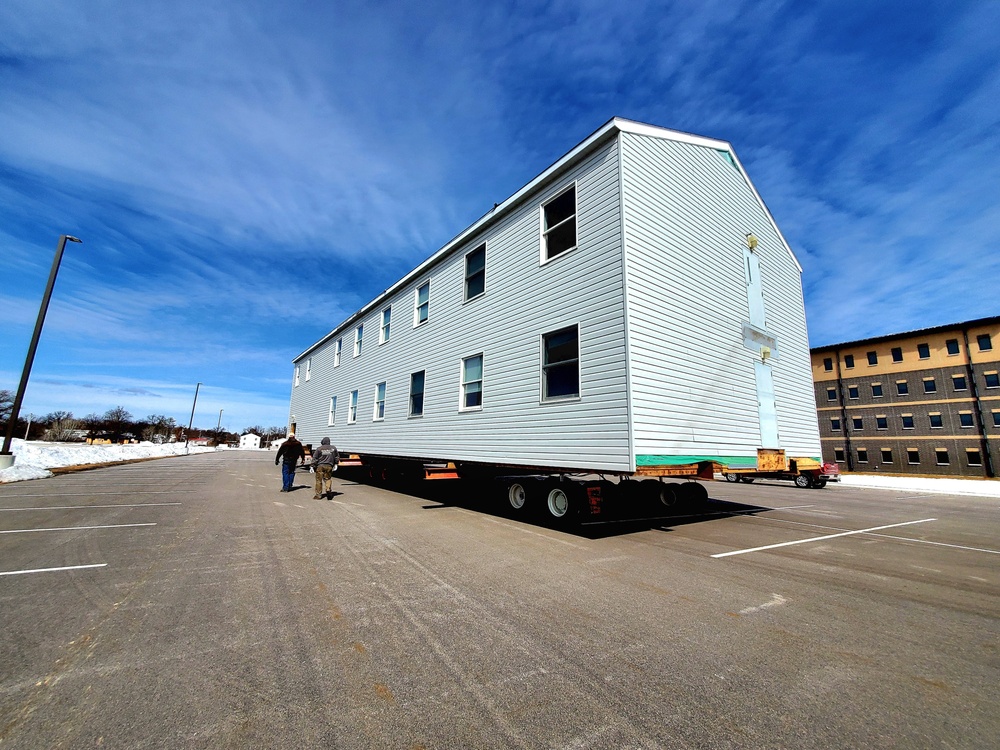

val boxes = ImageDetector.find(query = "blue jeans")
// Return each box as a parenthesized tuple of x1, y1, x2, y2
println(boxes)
(281, 462, 296, 491)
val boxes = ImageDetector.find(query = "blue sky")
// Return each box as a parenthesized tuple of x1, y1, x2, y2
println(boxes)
(1, 0, 998, 432)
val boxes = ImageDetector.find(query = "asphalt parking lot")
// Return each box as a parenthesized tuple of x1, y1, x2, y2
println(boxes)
(0, 451, 997, 749)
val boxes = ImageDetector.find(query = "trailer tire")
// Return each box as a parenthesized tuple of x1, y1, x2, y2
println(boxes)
(678, 481, 709, 507)
(642, 479, 679, 512)
(724, 473, 740, 483)
(508, 481, 529, 511)
(794, 474, 813, 488)
(546, 484, 578, 523)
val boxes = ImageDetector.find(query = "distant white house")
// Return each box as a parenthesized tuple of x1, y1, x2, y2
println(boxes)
(239, 433, 262, 450)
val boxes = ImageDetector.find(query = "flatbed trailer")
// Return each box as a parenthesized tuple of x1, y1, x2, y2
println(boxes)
(722, 449, 840, 489)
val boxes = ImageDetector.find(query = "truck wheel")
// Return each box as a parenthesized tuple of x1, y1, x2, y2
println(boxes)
(724, 473, 740, 483)
(508, 482, 529, 511)
(812, 479, 828, 489)
(794, 474, 813, 488)
(739, 476, 755, 484)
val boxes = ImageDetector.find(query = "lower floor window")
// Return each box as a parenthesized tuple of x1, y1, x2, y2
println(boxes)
(542, 325, 580, 400)
(373, 382, 386, 421)
(348, 390, 358, 423)
(328, 396, 337, 426)
(833, 448, 845, 462)
(966, 449, 982, 467)
(857, 448, 868, 463)
(461, 354, 483, 410)
(907, 449, 920, 464)
(880, 449, 893, 463)
(935, 448, 949, 465)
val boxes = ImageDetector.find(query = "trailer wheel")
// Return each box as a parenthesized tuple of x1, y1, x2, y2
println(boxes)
(642, 479, 678, 512)
(678, 481, 709, 507)
(508, 482, 529, 510)
(724, 473, 740, 483)
(739, 476, 755, 484)
(794, 474, 813, 488)
(546, 486, 573, 519)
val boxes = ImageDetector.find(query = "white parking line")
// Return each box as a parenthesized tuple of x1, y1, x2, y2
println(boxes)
(0, 563, 108, 577)
(711, 518, 937, 558)
(0, 492, 181, 497)
(0, 503, 181, 511)
(0, 523, 157, 534)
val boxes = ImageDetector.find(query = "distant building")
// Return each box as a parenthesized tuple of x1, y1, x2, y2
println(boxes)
(239, 433, 261, 450)
(811, 317, 999, 477)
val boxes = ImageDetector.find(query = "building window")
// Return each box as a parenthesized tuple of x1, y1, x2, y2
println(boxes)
(294, 365, 300, 387)
(848, 385, 859, 399)
(354, 325, 364, 357)
(541, 185, 577, 261)
(952, 374, 967, 391)
(852, 417, 863, 430)
(935, 448, 949, 465)
(901, 414, 914, 429)
(993, 410, 1000, 428)
(918, 343, 930, 359)
(373, 382, 386, 421)
(834, 448, 846, 462)
(542, 325, 580, 400)
(871, 383, 883, 398)
(465, 244, 486, 301)
(967, 449, 983, 467)
(334, 338, 342, 367)
(929, 412, 943, 428)
(923, 377, 937, 394)
(857, 448, 868, 463)
(959, 411, 974, 428)
(823, 357, 833, 371)
(896, 380, 909, 395)
(985, 371, 1000, 389)
(380, 307, 391, 344)
(844, 354, 855, 369)
(461, 354, 484, 410)
(409, 370, 425, 417)
(946, 339, 960, 356)
(414, 281, 430, 326)
(305, 358, 312, 381)
(827, 387, 837, 401)
(348, 390, 358, 424)
(867, 351, 878, 366)
(978, 333, 993, 352)
(880, 449, 893, 463)
(328, 396, 337, 426)
(831, 418, 841, 431)
(876, 415, 888, 430)
(907, 448, 920, 464)
(891, 347, 903, 362)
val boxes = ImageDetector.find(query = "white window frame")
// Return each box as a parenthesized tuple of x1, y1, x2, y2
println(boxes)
(334, 338, 342, 367)
(373, 382, 386, 421)
(460, 354, 484, 412)
(305, 357, 312, 381)
(354, 325, 363, 358)
(540, 324, 581, 402)
(328, 396, 337, 426)
(414, 281, 430, 327)
(464, 243, 486, 302)
(409, 370, 425, 417)
(380, 307, 391, 344)
(540, 183, 578, 264)
(294, 365, 300, 387)
(348, 390, 358, 424)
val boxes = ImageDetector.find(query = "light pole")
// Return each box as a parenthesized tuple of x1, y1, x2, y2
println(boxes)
(185, 382, 201, 452)
(216, 408, 223, 445)
(1, 234, 82, 470)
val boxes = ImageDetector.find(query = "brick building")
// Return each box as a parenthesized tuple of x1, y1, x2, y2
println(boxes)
(811, 317, 999, 477)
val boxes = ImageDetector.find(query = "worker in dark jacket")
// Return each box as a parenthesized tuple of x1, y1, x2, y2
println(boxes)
(275, 434, 305, 492)
(311, 437, 339, 499)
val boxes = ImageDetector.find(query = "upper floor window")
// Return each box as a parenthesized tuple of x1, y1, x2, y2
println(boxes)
(461, 354, 484, 410)
(465, 244, 486, 301)
(896, 380, 909, 395)
(978, 333, 993, 352)
(305, 358, 312, 381)
(946, 339, 960, 355)
(409, 370, 425, 417)
(831, 417, 841, 431)
(541, 185, 577, 261)
(929, 412, 943, 428)
(823, 357, 833, 371)
(867, 351, 877, 366)
(414, 282, 429, 326)
(380, 307, 391, 344)
(918, 342, 930, 359)
(542, 325, 580, 400)
(348, 390, 358, 424)
(826, 387, 837, 401)
(844, 354, 855, 369)
(354, 325, 363, 357)
(852, 417, 863, 430)
(294, 365, 300, 387)
(923, 377, 937, 394)
(334, 338, 342, 367)
(876, 415, 888, 429)
(848, 385, 859, 399)
(891, 347, 903, 362)
(373, 382, 386, 421)
(901, 414, 914, 429)
(959, 411, 974, 428)
(993, 410, 1000, 428)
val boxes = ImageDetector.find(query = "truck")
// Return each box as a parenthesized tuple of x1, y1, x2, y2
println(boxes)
(721, 448, 841, 489)
(288, 118, 823, 525)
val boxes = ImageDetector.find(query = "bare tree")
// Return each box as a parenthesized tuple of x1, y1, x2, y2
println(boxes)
(0, 389, 13, 427)
(44, 411, 81, 441)
(103, 406, 134, 443)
